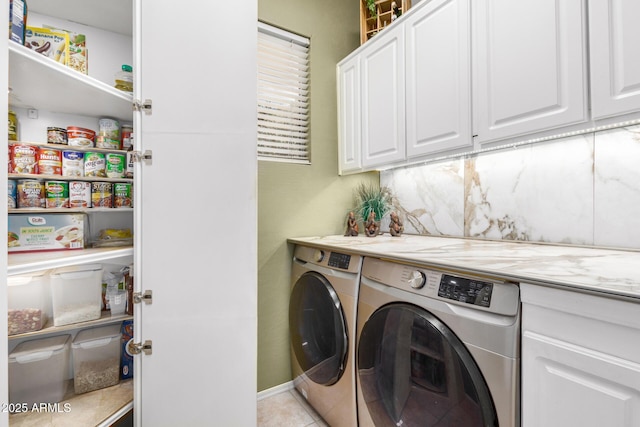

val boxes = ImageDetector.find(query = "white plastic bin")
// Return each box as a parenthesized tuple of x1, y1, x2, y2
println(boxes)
(9, 335, 71, 407)
(72, 324, 122, 394)
(50, 264, 103, 326)
(7, 271, 49, 335)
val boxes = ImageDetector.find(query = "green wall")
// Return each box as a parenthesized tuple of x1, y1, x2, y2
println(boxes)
(258, 0, 378, 391)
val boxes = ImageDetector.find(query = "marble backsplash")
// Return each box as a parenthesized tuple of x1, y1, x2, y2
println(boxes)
(380, 125, 640, 250)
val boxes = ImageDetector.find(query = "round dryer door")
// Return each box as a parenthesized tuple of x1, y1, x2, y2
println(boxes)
(289, 271, 348, 386)
(358, 303, 498, 427)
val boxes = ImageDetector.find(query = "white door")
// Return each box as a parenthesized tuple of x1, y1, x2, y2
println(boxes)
(337, 55, 362, 174)
(405, 0, 472, 158)
(361, 24, 406, 168)
(135, 1, 257, 425)
(588, 0, 640, 120)
(472, 0, 587, 145)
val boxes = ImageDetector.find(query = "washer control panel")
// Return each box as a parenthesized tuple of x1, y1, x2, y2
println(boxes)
(328, 252, 351, 269)
(438, 274, 493, 307)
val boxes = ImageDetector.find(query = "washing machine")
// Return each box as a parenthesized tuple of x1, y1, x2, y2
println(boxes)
(356, 257, 520, 427)
(289, 244, 362, 427)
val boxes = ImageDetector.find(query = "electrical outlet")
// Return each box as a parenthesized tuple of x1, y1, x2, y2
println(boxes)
(27, 108, 38, 119)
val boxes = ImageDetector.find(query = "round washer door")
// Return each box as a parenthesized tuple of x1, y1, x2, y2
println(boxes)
(358, 303, 498, 427)
(289, 271, 348, 386)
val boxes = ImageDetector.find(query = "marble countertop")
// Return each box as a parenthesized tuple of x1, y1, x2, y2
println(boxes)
(287, 235, 640, 300)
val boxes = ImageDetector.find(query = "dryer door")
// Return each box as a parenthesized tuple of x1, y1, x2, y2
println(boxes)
(289, 271, 348, 386)
(358, 303, 498, 426)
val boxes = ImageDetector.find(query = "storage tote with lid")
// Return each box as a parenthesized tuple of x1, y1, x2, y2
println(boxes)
(8, 334, 71, 406)
(50, 264, 103, 326)
(72, 324, 122, 394)
(7, 271, 49, 335)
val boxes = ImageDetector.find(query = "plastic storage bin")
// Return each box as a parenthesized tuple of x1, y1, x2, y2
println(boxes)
(8, 335, 71, 407)
(72, 324, 122, 394)
(50, 264, 103, 326)
(7, 271, 49, 335)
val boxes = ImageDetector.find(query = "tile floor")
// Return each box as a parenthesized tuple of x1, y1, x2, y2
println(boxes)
(257, 387, 329, 427)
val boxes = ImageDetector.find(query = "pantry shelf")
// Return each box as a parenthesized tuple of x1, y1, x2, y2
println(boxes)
(8, 247, 134, 276)
(9, 173, 133, 184)
(8, 312, 133, 341)
(8, 43, 133, 122)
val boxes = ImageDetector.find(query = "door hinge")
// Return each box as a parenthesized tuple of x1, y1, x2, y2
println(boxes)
(128, 340, 153, 356)
(131, 150, 153, 162)
(133, 99, 152, 115)
(133, 289, 153, 305)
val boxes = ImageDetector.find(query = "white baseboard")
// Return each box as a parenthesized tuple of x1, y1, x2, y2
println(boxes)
(257, 381, 294, 401)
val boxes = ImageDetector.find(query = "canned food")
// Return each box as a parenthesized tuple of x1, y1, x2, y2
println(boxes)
(121, 124, 133, 150)
(84, 152, 106, 177)
(10, 144, 38, 174)
(125, 150, 134, 178)
(8, 111, 18, 141)
(45, 181, 70, 208)
(67, 126, 96, 147)
(17, 179, 44, 208)
(97, 118, 121, 149)
(47, 127, 68, 144)
(113, 183, 133, 208)
(62, 150, 85, 177)
(37, 148, 62, 175)
(91, 182, 113, 208)
(8, 180, 17, 209)
(105, 153, 126, 178)
(69, 181, 92, 208)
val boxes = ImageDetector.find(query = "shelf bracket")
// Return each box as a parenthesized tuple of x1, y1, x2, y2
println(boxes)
(133, 99, 153, 115)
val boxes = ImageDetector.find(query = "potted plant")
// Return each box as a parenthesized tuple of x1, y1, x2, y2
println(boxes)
(353, 183, 392, 237)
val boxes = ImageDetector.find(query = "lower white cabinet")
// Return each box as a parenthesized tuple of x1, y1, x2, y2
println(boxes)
(521, 283, 640, 427)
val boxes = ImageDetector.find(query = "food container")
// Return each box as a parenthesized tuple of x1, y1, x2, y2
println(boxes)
(84, 152, 106, 177)
(72, 324, 122, 394)
(45, 181, 70, 208)
(8, 271, 49, 335)
(47, 127, 68, 145)
(62, 150, 84, 177)
(9, 0, 27, 45)
(8, 110, 18, 140)
(69, 181, 92, 208)
(67, 126, 95, 147)
(8, 213, 86, 253)
(50, 264, 103, 327)
(121, 124, 133, 150)
(10, 143, 38, 174)
(38, 147, 62, 175)
(8, 335, 71, 407)
(25, 27, 69, 64)
(120, 320, 134, 379)
(8, 180, 17, 209)
(97, 118, 121, 149)
(92, 182, 113, 208)
(105, 153, 126, 178)
(16, 179, 44, 208)
(113, 183, 133, 208)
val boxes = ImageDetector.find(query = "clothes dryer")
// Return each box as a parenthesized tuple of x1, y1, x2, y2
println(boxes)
(356, 257, 521, 427)
(289, 244, 362, 427)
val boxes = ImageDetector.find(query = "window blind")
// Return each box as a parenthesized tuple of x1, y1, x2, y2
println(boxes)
(258, 22, 310, 163)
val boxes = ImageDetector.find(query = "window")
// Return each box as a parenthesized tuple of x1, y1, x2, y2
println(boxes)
(258, 22, 310, 163)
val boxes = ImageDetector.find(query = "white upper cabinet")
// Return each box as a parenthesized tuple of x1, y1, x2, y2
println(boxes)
(588, 0, 640, 120)
(337, 55, 362, 174)
(360, 23, 406, 168)
(405, 0, 472, 158)
(472, 0, 588, 145)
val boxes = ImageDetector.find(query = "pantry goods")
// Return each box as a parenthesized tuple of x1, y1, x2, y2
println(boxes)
(10, 143, 38, 174)
(114, 183, 132, 208)
(8, 110, 18, 141)
(92, 182, 113, 207)
(97, 118, 120, 149)
(45, 181, 70, 208)
(106, 153, 126, 178)
(7, 213, 86, 252)
(16, 179, 44, 208)
(84, 152, 106, 177)
(67, 126, 95, 147)
(72, 324, 122, 394)
(47, 127, 68, 144)
(62, 150, 84, 177)
(69, 181, 91, 208)
(50, 264, 102, 326)
(37, 148, 62, 175)
(8, 180, 17, 208)
(25, 27, 69, 64)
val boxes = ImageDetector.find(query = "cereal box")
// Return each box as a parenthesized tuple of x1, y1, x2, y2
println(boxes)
(121, 320, 134, 380)
(9, 0, 28, 45)
(24, 26, 69, 65)
(8, 213, 86, 253)
(44, 26, 87, 74)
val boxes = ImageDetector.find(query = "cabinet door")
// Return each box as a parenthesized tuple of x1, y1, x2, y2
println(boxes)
(136, 0, 256, 425)
(337, 55, 362, 174)
(589, 0, 640, 119)
(405, 0, 472, 158)
(361, 24, 406, 168)
(472, 0, 587, 144)
(523, 332, 640, 427)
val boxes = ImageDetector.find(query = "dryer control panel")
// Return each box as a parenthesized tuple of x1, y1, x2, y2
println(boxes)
(438, 274, 493, 307)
